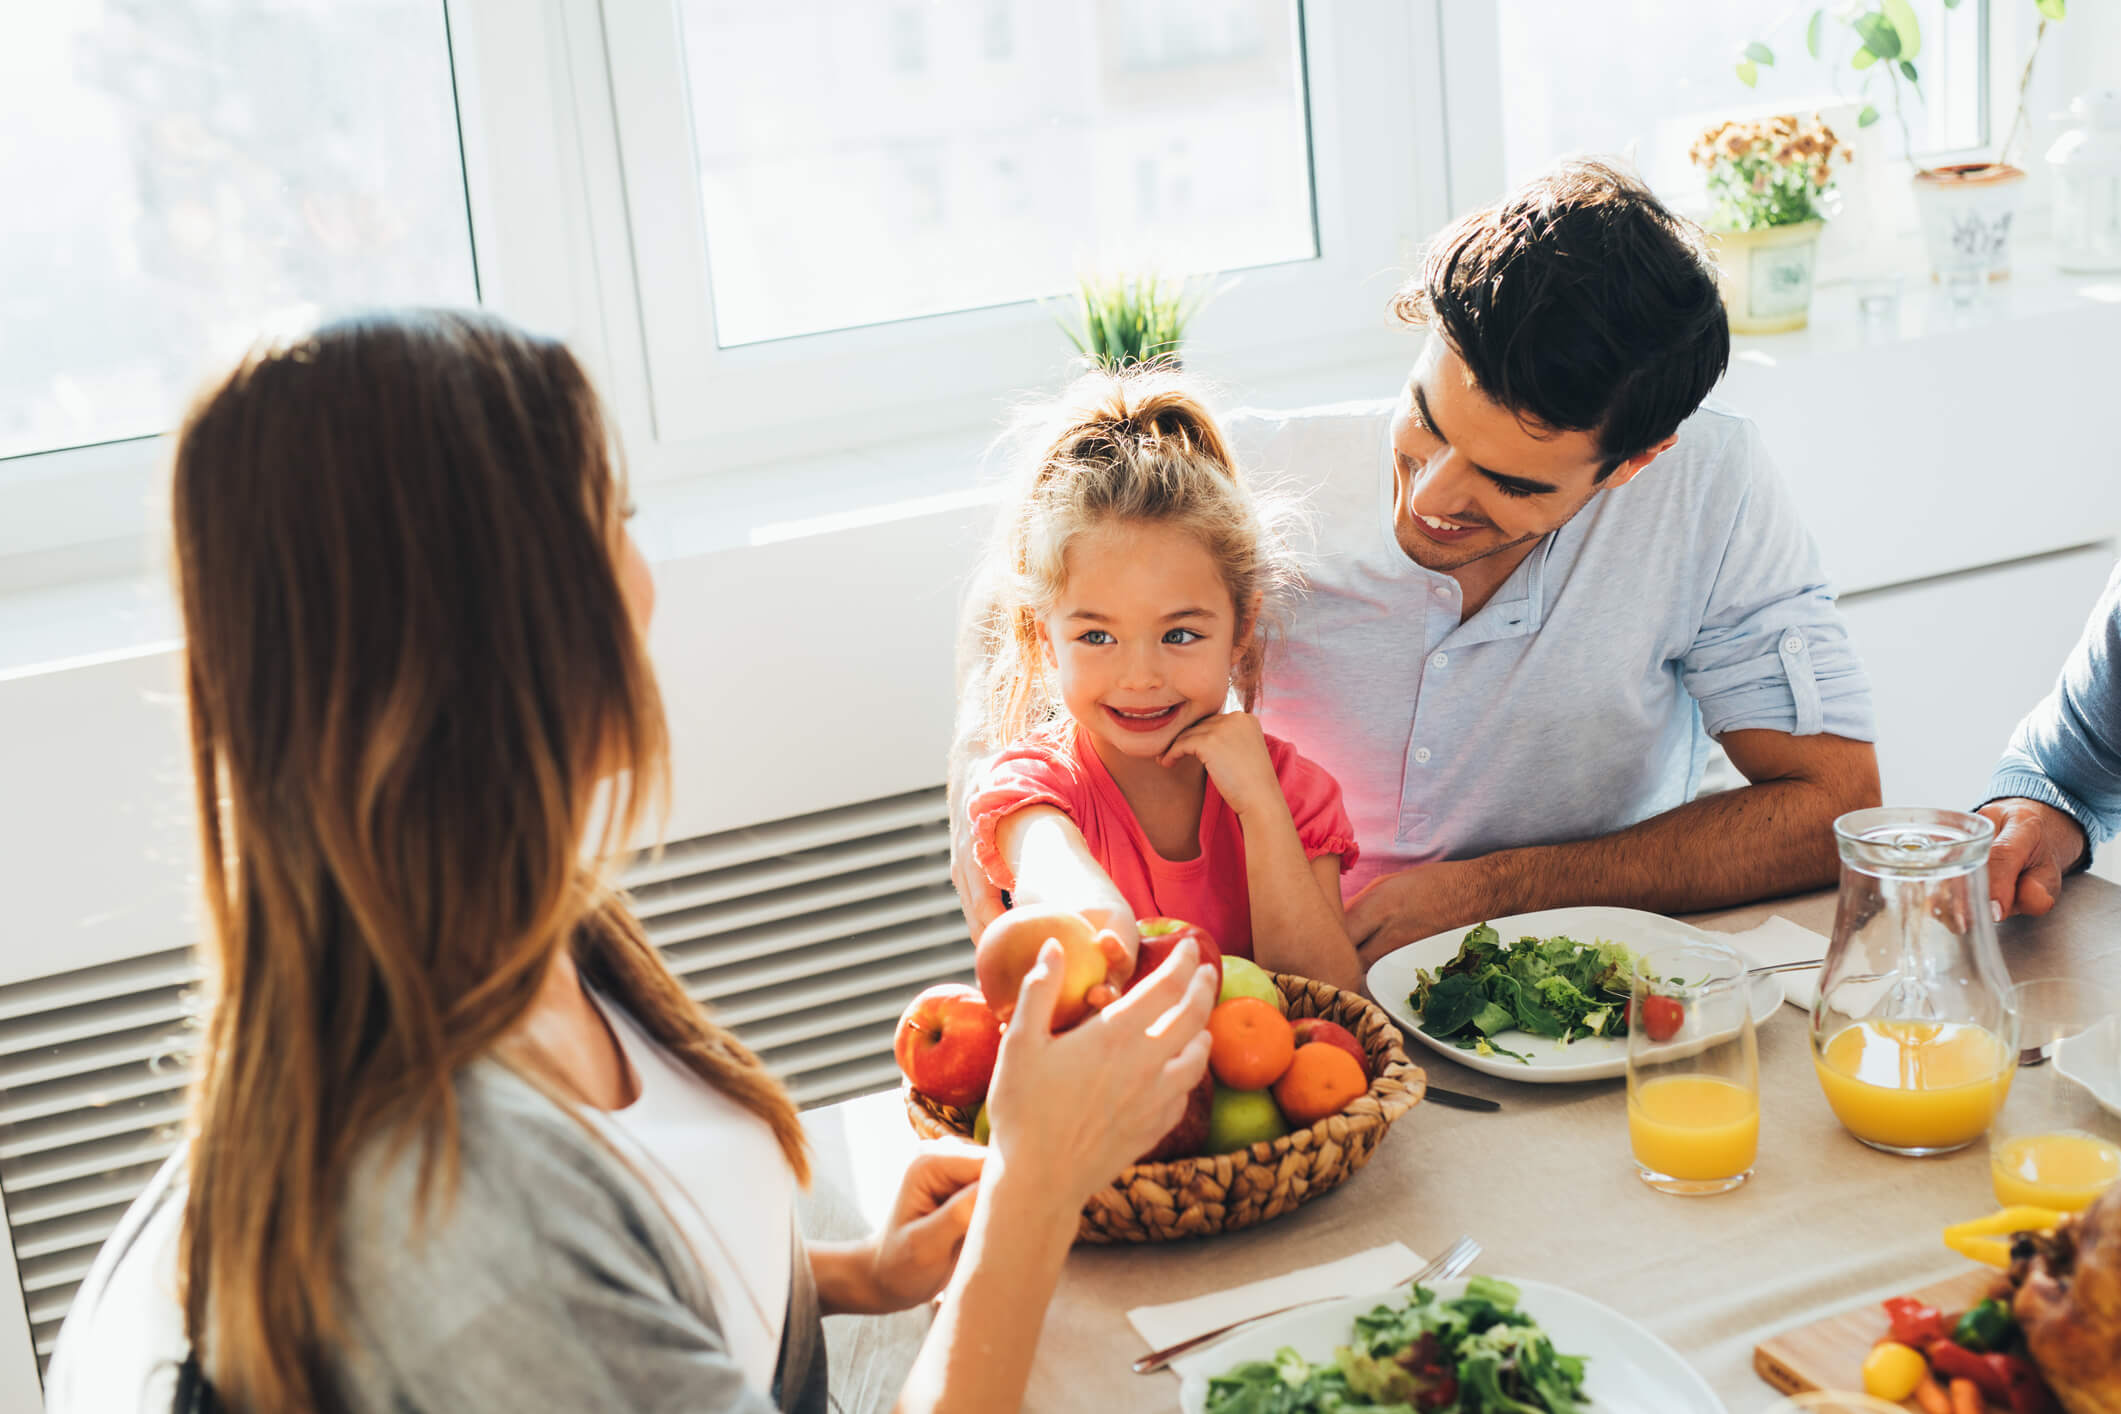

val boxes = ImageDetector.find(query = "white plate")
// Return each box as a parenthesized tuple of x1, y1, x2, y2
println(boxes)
(1365, 906, 1785, 1084)
(2054, 1016, 2121, 1119)
(1175, 1274, 1724, 1414)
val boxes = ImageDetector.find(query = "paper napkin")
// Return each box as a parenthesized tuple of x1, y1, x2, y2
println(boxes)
(1126, 1240, 1422, 1372)
(1710, 914, 1828, 1012)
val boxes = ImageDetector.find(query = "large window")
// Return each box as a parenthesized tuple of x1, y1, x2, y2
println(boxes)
(0, 0, 477, 470)
(679, 0, 1317, 347)
(1494, 0, 1987, 203)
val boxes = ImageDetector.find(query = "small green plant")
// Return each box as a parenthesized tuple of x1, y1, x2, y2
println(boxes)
(1691, 114, 1852, 231)
(1737, 0, 2065, 170)
(1057, 273, 1205, 370)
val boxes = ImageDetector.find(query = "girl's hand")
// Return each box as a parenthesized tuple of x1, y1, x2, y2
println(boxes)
(858, 1140, 986, 1312)
(1159, 711, 1284, 820)
(1076, 907, 1141, 996)
(984, 938, 1216, 1209)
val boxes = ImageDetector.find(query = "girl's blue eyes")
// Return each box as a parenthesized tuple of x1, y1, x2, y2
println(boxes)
(1074, 628, 1205, 646)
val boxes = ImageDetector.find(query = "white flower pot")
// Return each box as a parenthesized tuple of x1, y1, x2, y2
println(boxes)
(1911, 163, 2028, 281)
(1708, 221, 1823, 334)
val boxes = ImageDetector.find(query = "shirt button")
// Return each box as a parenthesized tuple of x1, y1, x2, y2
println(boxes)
(1414, 747, 1432, 764)
(1782, 635, 1805, 655)
(1432, 584, 1450, 599)
(1430, 652, 1448, 669)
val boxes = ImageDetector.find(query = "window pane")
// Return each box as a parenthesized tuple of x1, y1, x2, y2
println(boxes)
(679, 0, 1317, 347)
(1496, 0, 1985, 199)
(0, 0, 477, 464)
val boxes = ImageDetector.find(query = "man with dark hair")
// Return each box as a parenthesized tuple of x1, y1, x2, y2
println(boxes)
(1240, 159, 1880, 960)
(950, 161, 1879, 961)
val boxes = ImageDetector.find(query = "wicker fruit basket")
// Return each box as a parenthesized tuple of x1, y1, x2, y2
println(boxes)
(904, 971, 1425, 1243)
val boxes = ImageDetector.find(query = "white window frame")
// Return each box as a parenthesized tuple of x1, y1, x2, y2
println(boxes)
(560, 0, 1456, 483)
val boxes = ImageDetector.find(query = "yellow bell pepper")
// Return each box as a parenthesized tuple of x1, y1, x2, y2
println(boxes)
(1941, 1206, 2066, 1268)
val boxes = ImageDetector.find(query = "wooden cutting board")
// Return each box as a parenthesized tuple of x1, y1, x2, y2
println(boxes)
(1755, 1268, 1999, 1406)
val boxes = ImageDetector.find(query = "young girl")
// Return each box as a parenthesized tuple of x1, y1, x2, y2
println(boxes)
(960, 368, 1366, 992)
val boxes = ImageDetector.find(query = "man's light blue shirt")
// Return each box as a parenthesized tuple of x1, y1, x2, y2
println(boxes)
(1231, 399, 1876, 895)
(1983, 561, 2121, 852)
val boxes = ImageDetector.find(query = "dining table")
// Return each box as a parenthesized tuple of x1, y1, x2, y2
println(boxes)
(797, 875, 2121, 1414)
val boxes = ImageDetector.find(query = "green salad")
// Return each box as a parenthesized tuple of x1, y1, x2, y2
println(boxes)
(1204, 1276, 1591, 1414)
(1409, 925, 1638, 1063)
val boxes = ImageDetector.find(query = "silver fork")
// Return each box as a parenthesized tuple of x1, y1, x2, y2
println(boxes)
(1131, 1234, 1482, 1375)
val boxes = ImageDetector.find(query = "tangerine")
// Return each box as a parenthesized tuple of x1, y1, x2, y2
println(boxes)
(1273, 1042, 1368, 1125)
(1207, 997, 1296, 1090)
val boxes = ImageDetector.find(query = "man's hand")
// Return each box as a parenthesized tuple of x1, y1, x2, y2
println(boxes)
(1159, 711, 1284, 820)
(1345, 859, 1495, 968)
(1979, 797, 2087, 921)
(951, 806, 1007, 942)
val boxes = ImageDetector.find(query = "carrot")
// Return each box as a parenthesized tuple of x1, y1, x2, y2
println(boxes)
(1950, 1377, 1985, 1414)
(1914, 1375, 1952, 1414)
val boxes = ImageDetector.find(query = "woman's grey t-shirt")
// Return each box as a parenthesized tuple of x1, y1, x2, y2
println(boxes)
(48, 1057, 827, 1413)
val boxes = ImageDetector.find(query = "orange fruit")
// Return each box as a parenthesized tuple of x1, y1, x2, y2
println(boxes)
(1207, 997, 1296, 1090)
(1273, 1042, 1368, 1125)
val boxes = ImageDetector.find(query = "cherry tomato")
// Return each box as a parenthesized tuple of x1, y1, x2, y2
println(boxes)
(1642, 995, 1684, 1042)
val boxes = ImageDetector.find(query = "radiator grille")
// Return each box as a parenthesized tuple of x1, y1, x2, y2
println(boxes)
(0, 785, 962, 1372)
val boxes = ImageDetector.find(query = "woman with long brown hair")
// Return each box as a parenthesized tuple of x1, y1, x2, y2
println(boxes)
(46, 309, 1216, 1413)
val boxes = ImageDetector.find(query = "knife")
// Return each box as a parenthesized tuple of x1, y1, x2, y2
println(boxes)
(1421, 1083, 1500, 1112)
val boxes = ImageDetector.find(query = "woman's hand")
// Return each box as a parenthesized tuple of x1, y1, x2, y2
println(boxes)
(983, 936, 1217, 1210)
(1159, 712, 1285, 821)
(862, 1140, 986, 1311)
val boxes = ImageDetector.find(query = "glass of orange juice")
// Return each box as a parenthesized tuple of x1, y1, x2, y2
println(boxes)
(1627, 939, 1759, 1196)
(1989, 978, 2121, 1212)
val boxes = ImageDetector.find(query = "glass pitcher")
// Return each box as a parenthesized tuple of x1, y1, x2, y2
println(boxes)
(1811, 807, 2018, 1157)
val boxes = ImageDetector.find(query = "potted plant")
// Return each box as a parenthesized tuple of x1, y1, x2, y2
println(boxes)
(1057, 273, 1206, 370)
(1691, 114, 1851, 333)
(1740, 1, 2067, 282)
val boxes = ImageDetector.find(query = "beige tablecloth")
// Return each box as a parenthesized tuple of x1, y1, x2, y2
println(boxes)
(800, 876, 2121, 1414)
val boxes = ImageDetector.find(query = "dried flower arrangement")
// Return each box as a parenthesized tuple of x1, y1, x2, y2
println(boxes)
(1690, 114, 1854, 232)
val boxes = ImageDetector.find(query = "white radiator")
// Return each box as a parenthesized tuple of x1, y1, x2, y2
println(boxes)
(0, 783, 962, 1379)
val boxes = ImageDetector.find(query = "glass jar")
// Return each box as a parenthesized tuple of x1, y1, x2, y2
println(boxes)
(2048, 89, 2121, 274)
(1811, 807, 2018, 1157)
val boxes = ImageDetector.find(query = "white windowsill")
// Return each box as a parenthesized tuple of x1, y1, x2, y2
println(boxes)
(6, 242, 2118, 680)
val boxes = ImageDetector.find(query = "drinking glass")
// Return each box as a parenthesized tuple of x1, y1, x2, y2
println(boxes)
(1812, 807, 2018, 1157)
(1627, 938, 1759, 1196)
(1990, 978, 2121, 1212)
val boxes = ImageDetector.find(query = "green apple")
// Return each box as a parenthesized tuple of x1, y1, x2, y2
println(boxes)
(972, 1101, 991, 1145)
(1205, 1084, 1289, 1155)
(1218, 956, 1283, 1011)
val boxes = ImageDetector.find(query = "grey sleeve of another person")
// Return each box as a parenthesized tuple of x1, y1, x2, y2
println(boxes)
(1981, 562, 2121, 854)
(333, 1077, 784, 1414)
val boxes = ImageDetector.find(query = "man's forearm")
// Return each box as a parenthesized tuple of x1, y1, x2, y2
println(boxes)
(1479, 773, 1863, 918)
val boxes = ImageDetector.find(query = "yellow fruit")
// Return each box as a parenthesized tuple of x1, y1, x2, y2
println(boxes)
(1862, 1342, 1927, 1402)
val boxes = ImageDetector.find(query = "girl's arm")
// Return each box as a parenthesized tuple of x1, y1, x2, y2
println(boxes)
(1159, 715, 1364, 991)
(993, 805, 1141, 955)
(1234, 801, 1363, 992)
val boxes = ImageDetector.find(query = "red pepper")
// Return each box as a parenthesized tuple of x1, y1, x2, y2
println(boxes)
(1884, 1296, 1947, 1345)
(1928, 1340, 2012, 1403)
(1989, 1351, 2055, 1414)
(1418, 1372, 1458, 1410)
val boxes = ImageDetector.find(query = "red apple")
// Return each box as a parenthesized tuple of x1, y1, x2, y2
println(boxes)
(975, 907, 1110, 1031)
(1128, 917, 1222, 996)
(1136, 1067, 1216, 1164)
(1290, 1018, 1369, 1081)
(894, 983, 1001, 1108)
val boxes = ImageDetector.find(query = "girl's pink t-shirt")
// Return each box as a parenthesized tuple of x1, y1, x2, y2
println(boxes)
(964, 724, 1359, 960)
